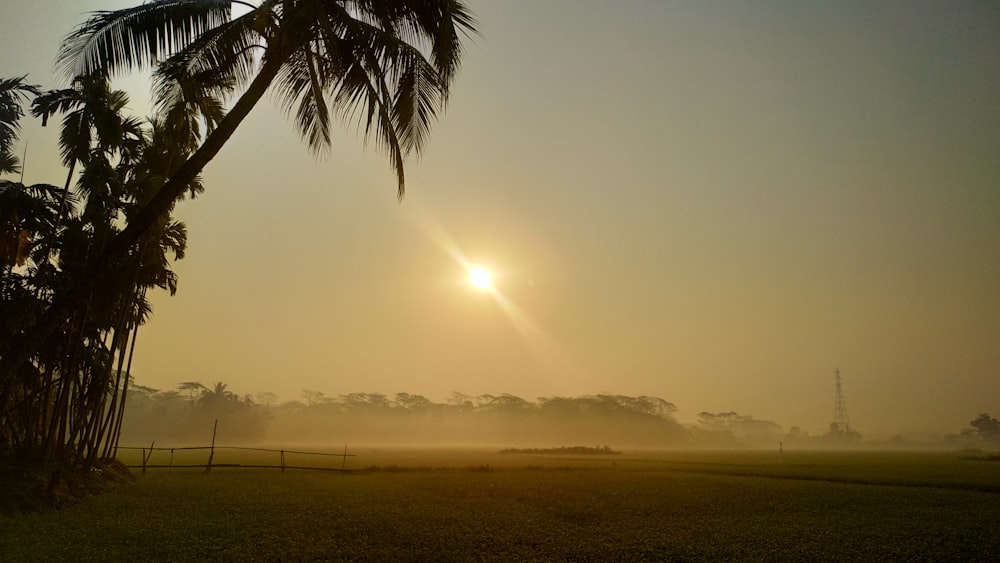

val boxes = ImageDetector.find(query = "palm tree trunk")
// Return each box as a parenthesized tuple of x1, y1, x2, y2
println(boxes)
(96, 293, 137, 459)
(74, 294, 130, 467)
(0, 55, 286, 383)
(108, 315, 140, 458)
(98, 244, 146, 457)
(54, 146, 78, 228)
(40, 154, 77, 258)
(86, 321, 129, 467)
(40, 303, 90, 466)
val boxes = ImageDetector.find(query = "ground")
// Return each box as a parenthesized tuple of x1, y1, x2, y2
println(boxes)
(1, 449, 998, 561)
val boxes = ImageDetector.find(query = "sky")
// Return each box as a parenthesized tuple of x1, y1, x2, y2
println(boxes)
(2, 0, 998, 437)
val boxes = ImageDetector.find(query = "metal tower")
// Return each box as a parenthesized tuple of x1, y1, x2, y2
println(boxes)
(831, 367, 850, 433)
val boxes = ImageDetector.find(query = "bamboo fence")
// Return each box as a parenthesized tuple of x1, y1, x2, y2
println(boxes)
(119, 420, 355, 473)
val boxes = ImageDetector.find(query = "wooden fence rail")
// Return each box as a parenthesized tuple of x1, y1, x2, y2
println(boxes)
(118, 443, 355, 473)
(118, 419, 355, 473)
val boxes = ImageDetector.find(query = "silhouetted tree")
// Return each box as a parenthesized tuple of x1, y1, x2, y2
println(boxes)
(32, 73, 145, 235)
(119, 380, 270, 443)
(179, 381, 208, 401)
(695, 411, 784, 447)
(1, 73, 196, 478)
(204, 381, 236, 403)
(970, 413, 1000, 445)
(3, 0, 478, 381)
(255, 392, 279, 407)
(394, 393, 432, 411)
(0, 76, 40, 175)
(302, 389, 326, 407)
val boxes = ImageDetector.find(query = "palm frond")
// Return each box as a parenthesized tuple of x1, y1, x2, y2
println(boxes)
(334, 14, 445, 157)
(153, 9, 263, 124)
(0, 75, 41, 155)
(57, 112, 91, 166)
(0, 151, 21, 175)
(365, 60, 407, 196)
(323, 17, 440, 194)
(272, 47, 333, 153)
(57, 0, 234, 80)
(130, 291, 155, 324)
(32, 88, 82, 127)
(350, 0, 477, 90)
(33, 75, 140, 168)
(388, 47, 441, 155)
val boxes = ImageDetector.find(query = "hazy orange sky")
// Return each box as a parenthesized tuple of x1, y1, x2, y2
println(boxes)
(3, 1, 998, 437)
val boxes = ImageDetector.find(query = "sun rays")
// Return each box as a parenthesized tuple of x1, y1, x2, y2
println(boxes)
(406, 202, 580, 382)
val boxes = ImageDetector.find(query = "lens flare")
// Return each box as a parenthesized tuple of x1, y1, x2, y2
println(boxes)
(469, 267, 492, 290)
(405, 200, 583, 389)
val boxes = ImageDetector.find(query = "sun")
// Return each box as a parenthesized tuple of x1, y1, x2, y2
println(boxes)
(468, 267, 493, 290)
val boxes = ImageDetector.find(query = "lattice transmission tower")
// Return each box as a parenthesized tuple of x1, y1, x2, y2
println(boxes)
(831, 367, 850, 433)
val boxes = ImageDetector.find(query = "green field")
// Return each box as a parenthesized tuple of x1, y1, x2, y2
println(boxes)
(2, 449, 999, 561)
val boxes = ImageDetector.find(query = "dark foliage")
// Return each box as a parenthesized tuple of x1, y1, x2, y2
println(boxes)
(1, 72, 193, 497)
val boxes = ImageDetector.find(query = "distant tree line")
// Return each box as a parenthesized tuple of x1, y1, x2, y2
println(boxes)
(119, 385, 1000, 452)
(692, 411, 785, 447)
(499, 446, 620, 455)
(118, 384, 817, 449)
(120, 384, 690, 448)
(120, 381, 270, 444)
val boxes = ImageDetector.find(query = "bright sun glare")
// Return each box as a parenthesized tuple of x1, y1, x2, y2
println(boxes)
(469, 267, 492, 290)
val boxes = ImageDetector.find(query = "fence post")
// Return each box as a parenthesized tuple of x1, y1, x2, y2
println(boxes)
(169, 448, 175, 471)
(342, 444, 348, 470)
(205, 419, 218, 473)
(280, 450, 285, 472)
(141, 441, 154, 474)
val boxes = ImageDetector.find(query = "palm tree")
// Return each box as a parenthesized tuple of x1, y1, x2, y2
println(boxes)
(0, 76, 41, 176)
(0, 181, 61, 269)
(205, 381, 236, 402)
(32, 74, 146, 233)
(1, 80, 199, 469)
(2, 0, 478, 379)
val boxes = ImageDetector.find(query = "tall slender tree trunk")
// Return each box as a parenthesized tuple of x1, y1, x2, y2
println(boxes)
(54, 153, 78, 229)
(0, 54, 286, 383)
(40, 303, 90, 466)
(108, 315, 140, 458)
(81, 320, 128, 467)
(96, 262, 140, 437)
(96, 286, 139, 461)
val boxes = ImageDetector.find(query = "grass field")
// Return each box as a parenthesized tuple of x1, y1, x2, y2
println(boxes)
(1, 449, 999, 561)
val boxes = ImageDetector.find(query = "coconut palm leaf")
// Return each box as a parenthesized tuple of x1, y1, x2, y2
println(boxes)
(57, 0, 476, 195)
(33, 75, 140, 167)
(0, 180, 61, 267)
(152, 8, 263, 133)
(272, 46, 335, 151)
(351, 0, 476, 89)
(159, 220, 188, 261)
(0, 76, 41, 174)
(57, 0, 234, 79)
(0, 152, 20, 177)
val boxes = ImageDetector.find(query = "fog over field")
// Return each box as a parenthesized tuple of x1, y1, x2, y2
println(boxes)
(115, 384, 988, 451)
(2, 1, 998, 445)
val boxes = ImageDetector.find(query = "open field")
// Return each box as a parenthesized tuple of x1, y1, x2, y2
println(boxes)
(2, 449, 999, 561)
